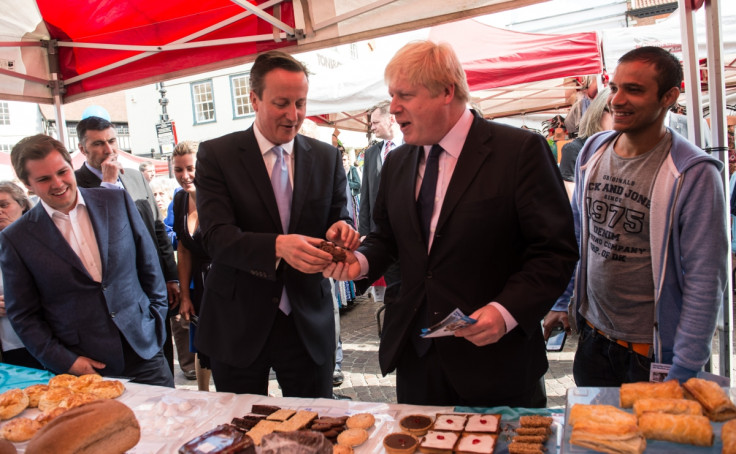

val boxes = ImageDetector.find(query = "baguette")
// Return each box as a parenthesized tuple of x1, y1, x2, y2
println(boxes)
(638, 412, 713, 446)
(26, 399, 140, 454)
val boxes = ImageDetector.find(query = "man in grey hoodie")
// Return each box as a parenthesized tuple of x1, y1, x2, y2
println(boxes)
(546, 46, 728, 385)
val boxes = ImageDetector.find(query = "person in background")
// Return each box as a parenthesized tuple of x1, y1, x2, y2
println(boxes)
(342, 152, 361, 225)
(324, 41, 577, 407)
(0, 181, 44, 369)
(547, 46, 727, 385)
(75, 116, 180, 376)
(139, 161, 156, 182)
(559, 88, 613, 199)
(171, 141, 212, 391)
(1, 135, 172, 386)
(194, 50, 358, 397)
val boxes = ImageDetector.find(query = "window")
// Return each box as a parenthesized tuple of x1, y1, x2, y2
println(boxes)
(0, 144, 10, 152)
(191, 80, 215, 124)
(0, 102, 9, 125)
(230, 74, 254, 118)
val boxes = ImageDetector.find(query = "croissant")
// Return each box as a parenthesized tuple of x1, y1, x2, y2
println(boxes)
(682, 377, 736, 422)
(569, 404, 637, 427)
(638, 412, 713, 446)
(632, 398, 702, 418)
(570, 420, 645, 454)
(619, 380, 683, 408)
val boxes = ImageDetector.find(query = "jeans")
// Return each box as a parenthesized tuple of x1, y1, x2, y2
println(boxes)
(573, 321, 651, 387)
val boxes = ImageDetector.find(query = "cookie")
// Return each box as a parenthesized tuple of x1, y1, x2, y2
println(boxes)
(266, 409, 296, 421)
(333, 444, 354, 454)
(518, 415, 552, 428)
(275, 410, 317, 432)
(336, 428, 368, 447)
(346, 413, 375, 430)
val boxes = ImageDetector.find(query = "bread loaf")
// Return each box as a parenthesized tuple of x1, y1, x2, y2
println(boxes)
(26, 399, 140, 454)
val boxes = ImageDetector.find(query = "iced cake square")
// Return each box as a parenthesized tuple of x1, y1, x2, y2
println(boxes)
(419, 430, 459, 452)
(464, 414, 500, 433)
(432, 414, 467, 432)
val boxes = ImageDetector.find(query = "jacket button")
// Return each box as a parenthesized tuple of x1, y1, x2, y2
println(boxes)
(101, 285, 107, 291)
(426, 272, 432, 279)
(110, 312, 116, 318)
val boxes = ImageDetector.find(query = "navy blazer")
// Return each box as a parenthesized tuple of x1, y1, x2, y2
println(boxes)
(194, 128, 351, 368)
(360, 111, 579, 404)
(0, 188, 168, 375)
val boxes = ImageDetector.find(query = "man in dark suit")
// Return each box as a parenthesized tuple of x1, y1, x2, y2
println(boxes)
(194, 50, 359, 398)
(0, 135, 172, 386)
(74, 116, 181, 375)
(324, 41, 578, 407)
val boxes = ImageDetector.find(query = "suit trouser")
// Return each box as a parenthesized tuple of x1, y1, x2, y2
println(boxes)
(119, 333, 174, 388)
(210, 311, 333, 398)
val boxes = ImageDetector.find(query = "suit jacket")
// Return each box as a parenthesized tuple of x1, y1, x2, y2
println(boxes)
(360, 111, 578, 404)
(0, 188, 168, 375)
(358, 141, 384, 236)
(194, 128, 351, 368)
(75, 164, 178, 281)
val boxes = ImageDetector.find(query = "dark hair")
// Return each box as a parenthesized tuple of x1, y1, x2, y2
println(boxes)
(618, 46, 683, 99)
(76, 116, 115, 145)
(11, 134, 72, 184)
(0, 180, 31, 214)
(249, 50, 309, 99)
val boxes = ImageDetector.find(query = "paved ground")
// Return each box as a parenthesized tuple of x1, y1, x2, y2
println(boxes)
(174, 294, 580, 409)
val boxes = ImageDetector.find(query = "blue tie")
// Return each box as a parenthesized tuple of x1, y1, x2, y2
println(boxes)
(271, 146, 292, 315)
(416, 144, 442, 245)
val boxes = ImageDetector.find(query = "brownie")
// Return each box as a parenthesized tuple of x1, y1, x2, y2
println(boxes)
(179, 424, 255, 454)
(231, 413, 266, 431)
(251, 404, 281, 416)
(318, 241, 347, 262)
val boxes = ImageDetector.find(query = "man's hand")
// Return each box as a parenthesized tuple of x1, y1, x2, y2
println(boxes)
(179, 296, 195, 321)
(100, 154, 124, 184)
(68, 356, 105, 375)
(543, 310, 570, 340)
(326, 221, 360, 251)
(166, 281, 181, 308)
(276, 235, 333, 273)
(454, 305, 507, 346)
(322, 251, 361, 281)
(0, 295, 5, 317)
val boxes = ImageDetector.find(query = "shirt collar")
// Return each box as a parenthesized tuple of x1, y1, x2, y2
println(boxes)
(41, 188, 86, 219)
(254, 122, 295, 157)
(83, 161, 105, 180)
(424, 108, 474, 159)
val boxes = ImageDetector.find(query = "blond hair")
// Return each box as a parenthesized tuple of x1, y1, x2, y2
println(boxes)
(385, 41, 469, 104)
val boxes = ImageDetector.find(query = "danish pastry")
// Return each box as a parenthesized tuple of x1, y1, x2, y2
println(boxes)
(0, 389, 29, 420)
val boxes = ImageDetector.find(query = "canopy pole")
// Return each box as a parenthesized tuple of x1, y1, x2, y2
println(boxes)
(45, 40, 67, 145)
(704, 0, 733, 384)
(678, 0, 704, 147)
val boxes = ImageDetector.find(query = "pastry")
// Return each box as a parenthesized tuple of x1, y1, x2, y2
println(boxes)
(632, 397, 702, 417)
(246, 420, 281, 445)
(638, 412, 713, 446)
(70, 374, 103, 393)
(383, 432, 418, 454)
(346, 412, 375, 430)
(515, 427, 551, 437)
(569, 404, 637, 427)
(37, 386, 73, 412)
(455, 433, 495, 454)
(1, 417, 42, 442)
(619, 380, 683, 408)
(336, 428, 368, 447)
(512, 435, 547, 444)
(418, 430, 458, 453)
(48, 374, 78, 389)
(26, 399, 141, 454)
(464, 414, 500, 433)
(332, 445, 353, 454)
(178, 424, 255, 454)
(399, 414, 433, 436)
(570, 420, 646, 454)
(23, 384, 49, 408)
(319, 241, 347, 262)
(35, 406, 67, 425)
(518, 415, 553, 428)
(432, 414, 467, 432)
(84, 379, 125, 399)
(261, 431, 331, 454)
(682, 377, 736, 421)
(0, 389, 29, 420)
(59, 391, 98, 409)
(722, 419, 736, 454)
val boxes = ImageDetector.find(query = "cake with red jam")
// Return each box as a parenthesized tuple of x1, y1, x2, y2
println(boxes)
(399, 414, 433, 436)
(455, 433, 496, 454)
(431, 414, 467, 432)
(418, 430, 458, 453)
(464, 414, 500, 434)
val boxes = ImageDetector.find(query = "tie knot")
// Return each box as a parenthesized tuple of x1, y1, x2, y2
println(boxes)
(429, 144, 443, 158)
(272, 146, 284, 158)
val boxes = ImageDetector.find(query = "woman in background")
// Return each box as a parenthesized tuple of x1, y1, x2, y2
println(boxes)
(172, 141, 212, 391)
(0, 181, 43, 369)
